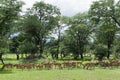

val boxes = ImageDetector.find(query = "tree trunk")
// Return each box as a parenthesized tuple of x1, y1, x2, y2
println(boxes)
(51, 53, 56, 59)
(107, 40, 111, 59)
(56, 26, 61, 60)
(80, 53, 83, 60)
(60, 53, 63, 59)
(40, 48, 43, 55)
(107, 53, 110, 59)
(0, 59, 4, 65)
(55, 54, 58, 59)
(35, 37, 44, 55)
(0, 52, 4, 65)
(79, 47, 84, 59)
(51, 53, 54, 59)
(16, 54, 19, 60)
(56, 46, 59, 59)
(111, 16, 120, 27)
(39, 39, 44, 55)
(74, 53, 79, 60)
(98, 55, 104, 61)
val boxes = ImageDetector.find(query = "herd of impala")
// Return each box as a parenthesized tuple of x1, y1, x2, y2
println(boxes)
(1, 60, 120, 70)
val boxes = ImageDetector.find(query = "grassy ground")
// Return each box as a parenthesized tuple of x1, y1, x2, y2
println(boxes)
(0, 54, 120, 80)
(0, 68, 120, 80)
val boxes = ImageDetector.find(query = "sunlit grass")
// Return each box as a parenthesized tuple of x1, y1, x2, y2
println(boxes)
(0, 54, 120, 80)
(0, 69, 120, 80)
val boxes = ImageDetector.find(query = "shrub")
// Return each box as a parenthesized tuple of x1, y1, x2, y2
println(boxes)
(95, 44, 108, 61)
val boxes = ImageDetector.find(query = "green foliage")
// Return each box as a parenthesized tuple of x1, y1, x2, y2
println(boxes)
(1, 0, 120, 60)
(112, 37, 120, 59)
(0, 0, 23, 36)
(0, 0, 23, 54)
(22, 1, 60, 54)
(63, 13, 92, 59)
(17, 40, 37, 54)
(9, 36, 19, 53)
(95, 44, 108, 61)
(89, 0, 119, 59)
(0, 36, 9, 53)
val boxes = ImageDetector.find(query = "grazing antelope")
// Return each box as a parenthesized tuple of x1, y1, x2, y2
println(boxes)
(36, 64, 43, 70)
(83, 62, 95, 70)
(109, 60, 120, 68)
(76, 62, 82, 68)
(43, 62, 53, 70)
(3, 63, 13, 69)
(98, 61, 110, 69)
(53, 62, 62, 69)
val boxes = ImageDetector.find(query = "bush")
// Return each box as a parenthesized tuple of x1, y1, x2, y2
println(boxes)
(95, 44, 107, 61)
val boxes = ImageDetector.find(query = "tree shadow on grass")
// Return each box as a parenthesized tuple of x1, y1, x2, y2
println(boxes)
(0, 65, 13, 74)
(4, 58, 17, 61)
(0, 69, 13, 74)
(20, 59, 39, 64)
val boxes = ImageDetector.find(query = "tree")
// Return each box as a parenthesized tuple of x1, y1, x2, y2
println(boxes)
(9, 36, 20, 60)
(48, 38, 58, 59)
(63, 13, 93, 59)
(0, 0, 23, 64)
(112, 34, 120, 59)
(89, 0, 118, 59)
(9, 33, 29, 60)
(22, 1, 60, 55)
(0, 0, 23, 36)
(110, 0, 120, 27)
(51, 16, 69, 59)
(0, 52, 4, 64)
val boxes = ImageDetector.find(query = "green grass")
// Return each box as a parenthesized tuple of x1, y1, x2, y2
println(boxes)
(0, 54, 120, 80)
(0, 68, 120, 80)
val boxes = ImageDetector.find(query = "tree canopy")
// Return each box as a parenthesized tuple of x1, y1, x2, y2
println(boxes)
(0, 0, 120, 61)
